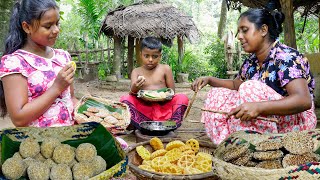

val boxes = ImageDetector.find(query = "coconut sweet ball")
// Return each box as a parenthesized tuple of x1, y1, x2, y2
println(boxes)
(283, 131, 314, 155)
(40, 137, 61, 159)
(50, 164, 73, 180)
(72, 162, 95, 180)
(12, 152, 23, 160)
(27, 162, 50, 180)
(2, 157, 26, 179)
(92, 156, 107, 175)
(52, 144, 75, 165)
(75, 143, 97, 162)
(19, 138, 40, 158)
(44, 158, 57, 170)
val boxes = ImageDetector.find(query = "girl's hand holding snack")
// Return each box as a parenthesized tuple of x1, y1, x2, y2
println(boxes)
(52, 64, 75, 94)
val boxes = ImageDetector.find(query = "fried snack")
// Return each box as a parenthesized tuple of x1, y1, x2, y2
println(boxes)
(151, 149, 167, 159)
(223, 143, 250, 161)
(166, 140, 185, 151)
(256, 160, 283, 169)
(177, 154, 196, 168)
(255, 139, 283, 151)
(19, 138, 40, 158)
(44, 158, 57, 170)
(138, 164, 155, 172)
(12, 152, 23, 160)
(104, 116, 118, 124)
(111, 112, 123, 120)
(179, 144, 192, 152)
(150, 137, 164, 150)
(2, 157, 25, 179)
(87, 107, 99, 113)
(95, 110, 110, 118)
(75, 143, 97, 162)
(136, 145, 151, 160)
(92, 156, 107, 176)
(52, 144, 75, 165)
(151, 156, 169, 171)
(161, 164, 183, 174)
(88, 116, 103, 123)
(69, 61, 77, 72)
(194, 160, 212, 173)
(230, 150, 252, 166)
(142, 160, 152, 166)
(72, 162, 95, 180)
(34, 153, 46, 162)
(283, 131, 314, 155)
(245, 160, 258, 167)
(83, 111, 96, 117)
(165, 148, 182, 163)
(186, 139, 200, 153)
(183, 167, 203, 175)
(282, 153, 319, 168)
(50, 164, 72, 180)
(23, 157, 38, 169)
(41, 137, 61, 159)
(253, 150, 283, 161)
(27, 162, 50, 180)
(196, 152, 212, 162)
(74, 113, 89, 124)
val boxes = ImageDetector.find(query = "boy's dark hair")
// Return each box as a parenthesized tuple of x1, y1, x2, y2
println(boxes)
(141, 37, 162, 52)
(0, 0, 58, 117)
(239, 8, 285, 42)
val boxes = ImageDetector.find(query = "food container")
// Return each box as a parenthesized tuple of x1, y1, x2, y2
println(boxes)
(139, 121, 177, 136)
(137, 88, 174, 102)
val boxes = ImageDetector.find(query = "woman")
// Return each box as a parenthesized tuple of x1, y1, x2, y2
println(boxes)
(192, 8, 316, 144)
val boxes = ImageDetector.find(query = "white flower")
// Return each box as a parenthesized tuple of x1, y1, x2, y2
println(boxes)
(5, 57, 21, 69)
(29, 71, 45, 85)
(43, 105, 60, 118)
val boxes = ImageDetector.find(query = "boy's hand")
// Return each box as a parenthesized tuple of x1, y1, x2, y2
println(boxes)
(135, 76, 146, 89)
(51, 64, 75, 94)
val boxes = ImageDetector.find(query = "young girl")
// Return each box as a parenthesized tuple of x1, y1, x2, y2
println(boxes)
(192, 8, 316, 144)
(0, 0, 78, 127)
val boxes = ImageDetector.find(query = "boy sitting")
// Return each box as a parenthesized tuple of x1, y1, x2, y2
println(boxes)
(120, 37, 189, 130)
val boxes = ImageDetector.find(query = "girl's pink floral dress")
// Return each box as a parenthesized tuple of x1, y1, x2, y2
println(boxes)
(0, 49, 74, 127)
(202, 42, 316, 144)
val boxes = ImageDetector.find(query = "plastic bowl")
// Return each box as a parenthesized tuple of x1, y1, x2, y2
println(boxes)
(139, 121, 177, 136)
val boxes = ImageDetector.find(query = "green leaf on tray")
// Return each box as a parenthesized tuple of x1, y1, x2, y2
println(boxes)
(162, 121, 176, 127)
(1, 124, 123, 169)
(77, 98, 122, 114)
(156, 88, 170, 92)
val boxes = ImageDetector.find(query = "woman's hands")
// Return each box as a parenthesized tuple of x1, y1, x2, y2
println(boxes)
(51, 63, 75, 94)
(191, 77, 210, 92)
(228, 102, 261, 121)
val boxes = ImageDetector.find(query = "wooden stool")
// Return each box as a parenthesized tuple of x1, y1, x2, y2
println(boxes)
(134, 130, 177, 143)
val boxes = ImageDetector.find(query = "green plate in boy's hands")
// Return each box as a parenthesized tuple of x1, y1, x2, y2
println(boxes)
(137, 88, 174, 102)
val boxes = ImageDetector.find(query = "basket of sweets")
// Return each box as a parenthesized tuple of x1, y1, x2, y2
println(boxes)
(74, 95, 131, 135)
(126, 137, 219, 180)
(212, 129, 320, 180)
(137, 88, 174, 102)
(0, 122, 128, 179)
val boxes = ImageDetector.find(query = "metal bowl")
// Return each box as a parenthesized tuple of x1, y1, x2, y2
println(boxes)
(139, 121, 177, 136)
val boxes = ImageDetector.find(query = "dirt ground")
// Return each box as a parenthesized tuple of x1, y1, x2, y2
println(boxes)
(0, 79, 212, 145)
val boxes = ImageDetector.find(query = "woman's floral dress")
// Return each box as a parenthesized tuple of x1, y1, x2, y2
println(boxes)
(0, 49, 74, 127)
(202, 42, 316, 144)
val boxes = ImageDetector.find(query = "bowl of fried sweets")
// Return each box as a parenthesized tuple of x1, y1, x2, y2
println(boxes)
(139, 121, 177, 136)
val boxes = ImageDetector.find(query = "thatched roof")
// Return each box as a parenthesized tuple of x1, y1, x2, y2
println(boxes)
(226, 0, 319, 17)
(99, 2, 200, 44)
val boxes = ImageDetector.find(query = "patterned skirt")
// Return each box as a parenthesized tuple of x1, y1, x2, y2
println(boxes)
(202, 80, 317, 144)
(120, 94, 188, 129)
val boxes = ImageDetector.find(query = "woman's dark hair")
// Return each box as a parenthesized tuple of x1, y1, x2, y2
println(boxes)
(0, 0, 58, 117)
(141, 37, 162, 52)
(239, 8, 285, 42)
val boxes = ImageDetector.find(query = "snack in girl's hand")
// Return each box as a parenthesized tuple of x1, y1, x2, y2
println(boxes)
(69, 61, 77, 72)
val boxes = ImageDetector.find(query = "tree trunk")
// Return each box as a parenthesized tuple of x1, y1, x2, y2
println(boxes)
(135, 38, 142, 66)
(0, 0, 15, 52)
(279, 0, 296, 49)
(127, 36, 134, 79)
(218, 0, 227, 39)
(177, 36, 184, 66)
(113, 35, 122, 80)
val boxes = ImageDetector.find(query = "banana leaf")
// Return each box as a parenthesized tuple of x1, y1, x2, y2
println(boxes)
(77, 98, 123, 114)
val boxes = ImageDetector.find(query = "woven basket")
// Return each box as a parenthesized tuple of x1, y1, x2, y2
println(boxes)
(126, 138, 219, 180)
(74, 95, 131, 135)
(0, 122, 128, 179)
(213, 130, 320, 180)
(137, 88, 174, 102)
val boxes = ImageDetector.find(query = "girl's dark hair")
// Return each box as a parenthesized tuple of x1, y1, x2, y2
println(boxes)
(239, 8, 285, 42)
(141, 37, 162, 52)
(0, 0, 58, 117)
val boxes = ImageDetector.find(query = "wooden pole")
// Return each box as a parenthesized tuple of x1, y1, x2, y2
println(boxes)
(177, 36, 184, 66)
(113, 35, 122, 80)
(135, 38, 142, 66)
(127, 36, 134, 79)
(279, 0, 297, 49)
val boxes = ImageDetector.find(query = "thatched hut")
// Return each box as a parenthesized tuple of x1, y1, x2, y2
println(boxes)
(226, 0, 320, 49)
(99, 1, 199, 79)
